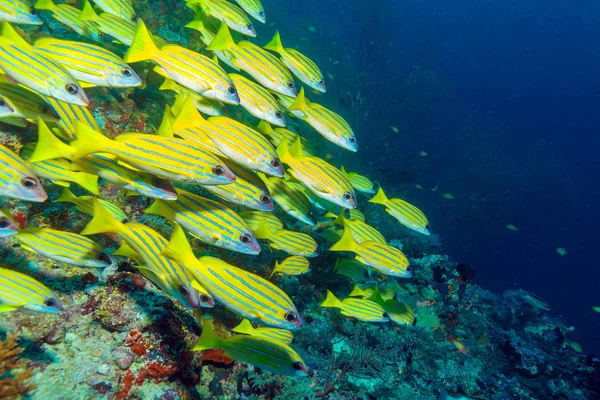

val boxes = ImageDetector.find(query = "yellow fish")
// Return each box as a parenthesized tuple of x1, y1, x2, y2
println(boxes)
(184, 14, 240, 71)
(92, 0, 135, 21)
(340, 166, 374, 194)
(0, 209, 19, 237)
(258, 173, 315, 225)
(334, 211, 386, 245)
(187, 0, 256, 37)
(369, 187, 430, 236)
(334, 258, 369, 281)
(229, 73, 286, 127)
(254, 220, 319, 257)
(34, 0, 102, 40)
(442, 193, 454, 199)
(269, 256, 310, 278)
(231, 319, 294, 345)
(0, 0, 43, 25)
(54, 187, 128, 222)
(0, 142, 47, 202)
(321, 290, 388, 322)
(0, 267, 63, 314)
(239, 210, 284, 232)
(256, 121, 314, 155)
(0, 81, 60, 125)
(233, 0, 265, 23)
(159, 78, 224, 117)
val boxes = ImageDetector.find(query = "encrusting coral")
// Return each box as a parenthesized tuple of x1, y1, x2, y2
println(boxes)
(0, 332, 34, 399)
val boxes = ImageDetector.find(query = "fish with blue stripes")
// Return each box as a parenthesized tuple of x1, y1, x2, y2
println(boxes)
(29, 121, 236, 186)
(34, 0, 102, 40)
(194, 318, 308, 376)
(33, 38, 142, 88)
(0, 267, 63, 313)
(232, 0, 265, 23)
(258, 173, 315, 226)
(55, 187, 128, 222)
(231, 319, 294, 345)
(229, 73, 286, 127)
(253, 220, 318, 257)
(81, 201, 207, 309)
(239, 210, 284, 232)
(184, 14, 239, 71)
(0, 142, 47, 202)
(334, 210, 386, 245)
(329, 227, 411, 277)
(264, 31, 325, 92)
(92, 0, 135, 21)
(207, 23, 297, 97)
(269, 256, 310, 278)
(15, 227, 112, 267)
(42, 95, 100, 141)
(0, 0, 43, 25)
(349, 285, 394, 301)
(162, 223, 303, 329)
(320, 290, 388, 323)
(159, 78, 224, 117)
(187, 0, 256, 37)
(0, 80, 60, 125)
(0, 209, 18, 237)
(340, 166, 374, 194)
(369, 187, 430, 236)
(124, 20, 240, 105)
(0, 22, 89, 105)
(79, 2, 137, 46)
(144, 188, 261, 255)
(366, 288, 415, 326)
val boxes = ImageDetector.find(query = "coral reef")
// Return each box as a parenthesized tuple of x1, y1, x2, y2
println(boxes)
(0, 333, 34, 399)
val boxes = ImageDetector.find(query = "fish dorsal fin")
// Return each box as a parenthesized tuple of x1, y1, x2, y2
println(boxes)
(263, 30, 284, 54)
(231, 318, 256, 335)
(288, 87, 307, 114)
(171, 94, 205, 132)
(206, 22, 235, 52)
(114, 242, 142, 264)
(161, 223, 199, 267)
(1, 22, 30, 47)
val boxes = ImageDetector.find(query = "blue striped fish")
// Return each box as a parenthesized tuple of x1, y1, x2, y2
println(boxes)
(258, 173, 314, 225)
(349, 286, 394, 301)
(20, 141, 99, 195)
(144, 188, 260, 255)
(81, 201, 206, 309)
(334, 211, 386, 245)
(207, 23, 297, 97)
(229, 73, 286, 127)
(0, 0, 43, 25)
(29, 121, 237, 186)
(369, 187, 430, 236)
(0, 209, 18, 237)
(124, 20, 240, 105)
(184, 15, 239, 70)
(320, 290, 388, 322)
(231, 319, 293, 345)
(15, 227, 112, 267)
(162, 224, 303, 329)
(334, 258, 369, 281)
(340, 166, 374, 194)
(55, 187, 128, 222)
(0, 267, 63, 313)
(188, 0, 256, 37)
(233, 0, 265, 23)
(34, 0, 102, 40)
(42, 95, 100, 141)
(366, 288, 415, 326)
(239, 210, 284, 232)
(0, 22, 89, 105)
(194, 318, 308, 376)
(269, 256, 310, 278)
(0, 143, 47, 202)
(92, 0, 135, 21)
(159, 79, 224, 117)
(329, 227, 411, 278)
(253, 220, 318, 257)
(33, 38, 142, 88)
(202, 162, 274, 211)
(79, 2, 137, 46)
(0, 82, 59, 124)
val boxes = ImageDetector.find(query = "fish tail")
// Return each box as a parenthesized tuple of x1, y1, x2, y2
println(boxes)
(269, 261, 281, 278)
(1, 22, 30, 47)
(28, 119, 75, 163)
(320, 290, 344, 309)
(34, 0, 56, 11)
(184, 13, 206, 31)
(73, 172, 99, 195)
(232, 318, 255, 335)
(158, 78, 179, 93)
(369, 186, 389, 205)
(124, 20, 159, 63)
(113, 242, 141, 262)
(256, 120, 272, 135)
(144, 199, 174, 220)
(170, 94, 205, 132)
(193, 318, 223, 351)
(263, 31, 284, 54)
(156, 105, 175, 138)
(54, 187, 78, 204)
(72, 122, 114, 160)
(81, 199, 126, 235)
(161, 223, 197, 267)
(288, 87, 307, 113)
(206, 23, 235, 51)
(333, 210, 347, 226)
(79, 0, 97, 21)
(276, 138, 293, 164)
(252, 219, 272, 240)
(329, 227, 357, 252)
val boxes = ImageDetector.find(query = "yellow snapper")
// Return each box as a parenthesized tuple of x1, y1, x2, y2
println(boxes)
(184, 14, 239, 71)
(349, 285, 394, 301)
(20, 141, 99, 195)
(334, 210, 386, 245)
(0, 0, 43, 25)
(0, 81, 60, 124)
(233, 0, 265, 23)
(162, 223, 303, 329)
(269, 256, 310, 278)
(0, 142, 47, 202)
(253, 220, 319, 257)
(187, 0, 256, 37)
(256, 121, 315, 155)
(320, 290, 388, 322)
(0, 22, 88, 105)
(258, 173, 315, 226)
(264, 31, 326, 92)
(239, 210, 284, 232)
(42, 95, 100, 141)
(367, 288, 415, 326)
(159, 78, 224, 117)
(334, 258, 369, 281)
(34, 0, 102, 40)
(33, 38, 142, 88)
(229, 73, 286, 127)
(231, 319, 294, 345)
(288, 88, 357, 152)
(0, 267, 63, 313)
(329, 227, 411, 278)
(369, 187, 430, 236)
(54, 187, 128, 222)
(124, 20, 240, 105)
(277, 137, 357, 209)
(92, 0, 135, 21)
(0, 209, 19, 237)
(348, 209, 365, 222)
(340, 166, 374, 194)
(79, 1, 145, 47)
(15, 227, 112, 267)
(194, 318, 308, 376)
(82, 201, 205, 309)
(202, 161, 274, 211)
(144, 188, 261, 255)
(29, 121, 237, 186)
(207, 23, 297, 97)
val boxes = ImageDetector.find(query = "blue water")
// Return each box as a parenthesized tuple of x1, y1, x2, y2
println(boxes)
(270, 0, 600, 355)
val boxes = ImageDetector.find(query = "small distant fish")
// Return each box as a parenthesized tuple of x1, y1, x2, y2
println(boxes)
(523, 293, 550, 311)
(442, 193, 454, 199)
(419, 151, 428, 157)
(448, 336, 468, 355)
(556, 247, 567, 256)
(570, 341, 582, 353)
(331, 60, 339, 65)
(592, 306, 600, 312)
(0, 267, 63, 314)
(308, 26, 316, 33)
(506, 224, 519, 231)
(391, 126, 399, 133)
(231, 318, 294, 345)
(269, 256, 310, 278)
(0, 209, 18, 237)
(369, 187, 429, 236)
(430, 186, 438, 192)
(415, 184, 424, 190)
(327, 73, 334, 80)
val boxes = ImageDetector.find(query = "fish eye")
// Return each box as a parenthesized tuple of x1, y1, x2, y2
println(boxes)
(179, 285, 190, 296)
(246, 24, 253, 31)
(284, 311, 297, 322)
(382, 312, 389, 319)
(348, 137, 356, 143)
(319, 79, 324, 84)
(0, 98, 5, 106)
(122, 68, 132, 77)
(271, 159, 281, 168)
(65, 84, 79, 95)
(40, 105, 49, 113)
(259, 11, 264, 16)
(30, 8, 36, 15)
(260, 194, 271, 204)
(0, 218, 10, 228)
(213, 165, 225, 176)
(21, 176, 38, 188)
(96, 252, 112, 264)
(292, 361, 305, 371)
(227, 85, 237, 95)
(343, 192, 353, 201)
(44, 298, 56, 307)
(287, 82, 294, 89)
(200, 294, 209, 303)
(240, 234, 251, 243)
(275, 111, 283, 119)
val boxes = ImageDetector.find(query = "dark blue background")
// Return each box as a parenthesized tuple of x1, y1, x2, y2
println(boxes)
(265, 0, 600, 354)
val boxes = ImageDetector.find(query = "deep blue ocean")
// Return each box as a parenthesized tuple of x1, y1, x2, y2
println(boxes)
(269, 0, 600, 355)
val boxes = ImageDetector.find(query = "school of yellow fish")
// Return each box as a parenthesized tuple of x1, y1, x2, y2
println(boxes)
(0, 0, 431, 376)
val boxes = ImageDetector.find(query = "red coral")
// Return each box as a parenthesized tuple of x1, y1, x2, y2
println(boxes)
(135, 361, 177, 384)
(11, 211, 26, 229)
(130, 343, 146, 356)
(202, 349, 234, 366)
(115, 370, 135, 400)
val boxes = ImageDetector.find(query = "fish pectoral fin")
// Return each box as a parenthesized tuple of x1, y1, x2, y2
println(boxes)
(0, 304, 23, 312)
(51, 180, 71, 188)
(116, 160, 142, 172)
(19, 244, 37, 254)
